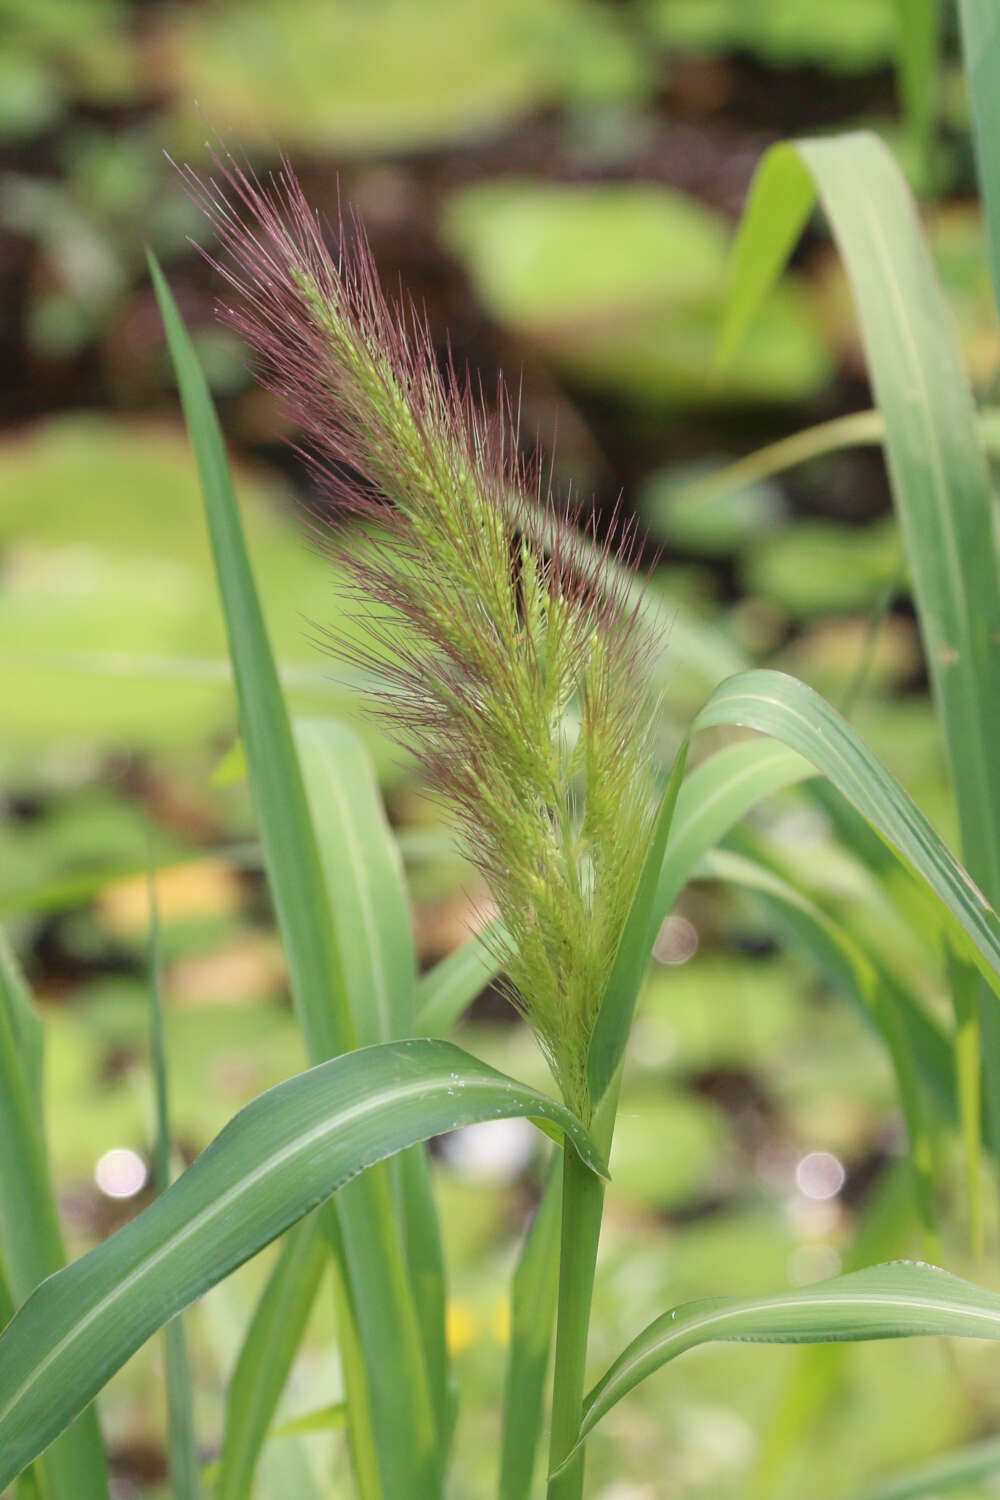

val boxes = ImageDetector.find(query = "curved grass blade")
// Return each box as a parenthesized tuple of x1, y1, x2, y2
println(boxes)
(147, 866, 201, 1500)
(672, 406, 1000, 522)
(149, 252, 438, 1499)
(416, 922, 507, 1037)
(296, 716, 452, 1449)
(563, 1262, 1000, 1462)
(747, 1163, 916, 1499)
(692, 670, 1000, 988)
(272, 1402, 348, 1438)
(651, 739, 814, 929)
(720, 144, 816, 368)
(0, 930, 43, 1105)
(295, 718, 417, 1047)
(0, 933, 110, 1500)
(675, 410, 883, 513)
(723, 132, 1000, 898)
(146, 255, 351, 1072)
(722, 130, 1000, 1224)
(587, 747, 687, 1106)
(1, 1265, 42, 1500)
(850, 1431, 1000, 1500)
(701, 847, 939, 1246)
(215, 1217, 328, 1500)
(498, 1161, 562, 1500)
(0, 1038, 601, 1492)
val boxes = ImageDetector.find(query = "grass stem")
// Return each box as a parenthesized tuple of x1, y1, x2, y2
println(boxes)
(546, 1144, 606, 1500)
(546, 1083, 619, 1499)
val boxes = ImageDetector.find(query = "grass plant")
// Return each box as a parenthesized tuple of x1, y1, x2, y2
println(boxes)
(4, 9, 1000, 1497)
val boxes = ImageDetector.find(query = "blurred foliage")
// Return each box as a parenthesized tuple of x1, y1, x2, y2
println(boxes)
(163, 0, 652, 154)
(0, 0, 139, 138)
(0, 415, 353, 754)
(640, 0, 900, 71)
(441, 179, 833, 407)
(742, 516, 901, 617)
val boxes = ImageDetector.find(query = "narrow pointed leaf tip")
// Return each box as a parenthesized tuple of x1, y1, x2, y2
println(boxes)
(0, 1039, 602, 1491)
(187, 156, 664, 1119)
(551, 1261, 1000, 1474)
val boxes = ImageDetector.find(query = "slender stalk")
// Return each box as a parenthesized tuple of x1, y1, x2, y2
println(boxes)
(546, 1084, 619, 1500)
(147, 859, 202, 1500)
(547, 1144, 606, 1500)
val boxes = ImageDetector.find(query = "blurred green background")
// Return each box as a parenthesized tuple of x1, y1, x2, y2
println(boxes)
(3, 2, 1000, 1497)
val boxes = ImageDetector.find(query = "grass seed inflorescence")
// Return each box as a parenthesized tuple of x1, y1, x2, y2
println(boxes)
(188, 157, 662, 1120)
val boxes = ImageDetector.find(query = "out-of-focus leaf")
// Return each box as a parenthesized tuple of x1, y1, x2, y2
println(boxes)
(415, 922, 507, 1037)
(567, 1262, 1000, 1459)
(958, 0, 1000, 318)
(296, 716, 452, 1449)
(147, 869, 201, 1500)
(498, 1164, 562, 1500)
(743, 517, 901, 618)
(442, 179, 831, 408)
(652, 738, 814, 925)
(850, 1431, 1000, 1500)
(216, 1218, 328, 1500)
(642, 0, 900, 70)
(0, 931, 110, 1500)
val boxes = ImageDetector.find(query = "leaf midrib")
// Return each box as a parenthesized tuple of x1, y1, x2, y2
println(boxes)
(587, 1285, 1000, 1426)
(0, 1072, 453, 1427)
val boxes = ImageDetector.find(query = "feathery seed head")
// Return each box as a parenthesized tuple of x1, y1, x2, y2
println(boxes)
(189, 156, 663, 1120)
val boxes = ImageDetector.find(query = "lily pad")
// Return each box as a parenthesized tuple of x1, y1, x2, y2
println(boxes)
(0, 414, 356, 752)
(1, 0, 139, 109)
(742, 516, 901, 617)
(441, 179, 832, 408)
(641, 0, 898, 72)
(164, 0, 649, 155)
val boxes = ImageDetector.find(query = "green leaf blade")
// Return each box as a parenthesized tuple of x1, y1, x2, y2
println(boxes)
(148, 254, 440, 1498)
(958, 0, 1000, 323)
(416, 922, 506, 1037)
(571, 1262, 1000, 1458)
(652, 738, 814, 929)
(692, 670, 1000, 986)
(587, 746, 688, 1107)
(147, 865, 202, 1500)
(215, 1217, 328, 1500)
(0, 932, 110, 1500)
(719, 144, 816, 365)
(498, 1162, 562, 1500)
(0, 1038, 600, 1492)
(296, 716, 453, 1450)
(295, 718, 417, 1046)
